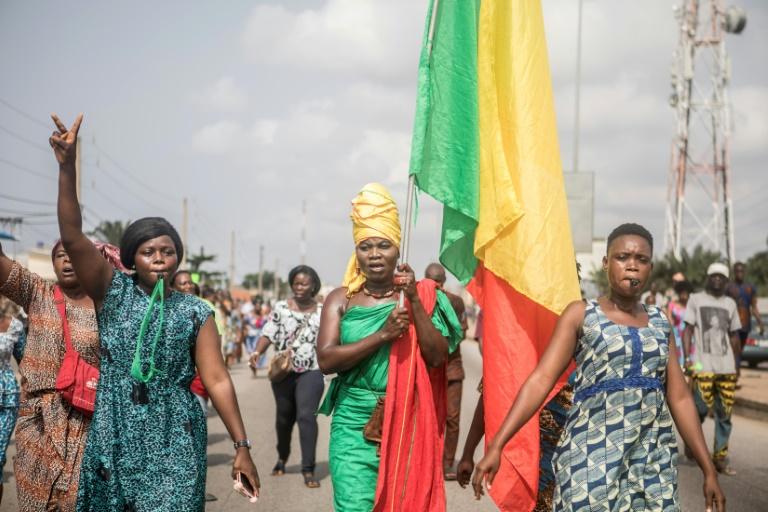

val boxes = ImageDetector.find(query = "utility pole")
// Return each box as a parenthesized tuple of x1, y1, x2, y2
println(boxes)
(257, 245, 264, 297)
(300, 199, 307, 264)
(229, 230, 236, 290)
(273, 258, 279, 300)
(181, 197, 188, 267)
(572, 0, 583, 173)
(75, 136, 82, 203)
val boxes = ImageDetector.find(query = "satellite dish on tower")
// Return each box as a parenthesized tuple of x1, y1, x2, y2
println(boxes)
(723, 6, 747, 34)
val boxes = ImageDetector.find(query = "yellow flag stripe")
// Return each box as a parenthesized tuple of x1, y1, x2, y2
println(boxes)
(475, 0, 581, 314)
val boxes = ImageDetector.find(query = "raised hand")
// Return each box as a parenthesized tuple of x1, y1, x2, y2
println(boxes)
(49, 113, 83, 167)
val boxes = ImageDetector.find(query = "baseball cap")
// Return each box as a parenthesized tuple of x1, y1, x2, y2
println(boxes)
(707, 262, 729, 278)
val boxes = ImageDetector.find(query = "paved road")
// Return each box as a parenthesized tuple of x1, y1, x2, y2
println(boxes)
(2, 342, 767, 511)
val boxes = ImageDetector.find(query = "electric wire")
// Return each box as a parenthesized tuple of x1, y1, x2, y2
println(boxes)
(0, 192, 57, 206)
(0, 124, 50, 153)
(0, 157, 56, 182)
(0, 98, 51, 129)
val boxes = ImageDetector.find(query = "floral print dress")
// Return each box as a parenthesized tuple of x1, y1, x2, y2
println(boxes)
(261, 300, 322, 373)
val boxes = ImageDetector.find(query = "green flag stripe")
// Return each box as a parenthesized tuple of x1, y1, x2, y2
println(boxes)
(408, 0, 480, 283)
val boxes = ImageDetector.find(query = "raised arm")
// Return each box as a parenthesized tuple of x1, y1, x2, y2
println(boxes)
(0, 242, 13, 288)
(665, 332, 725, 511)
(471, 300, 584, 498)
(316, 287, 409, 374)
(51, 114, 112, 305)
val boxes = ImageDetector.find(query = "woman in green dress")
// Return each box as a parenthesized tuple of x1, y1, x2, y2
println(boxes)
(49, 114, 260, 511)
(317, 183, 463, 511)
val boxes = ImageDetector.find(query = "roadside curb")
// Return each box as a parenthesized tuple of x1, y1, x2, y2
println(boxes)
(734, 397, 768, 422)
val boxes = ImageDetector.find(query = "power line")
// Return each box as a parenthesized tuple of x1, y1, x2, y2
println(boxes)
(0, 209, 56, 218)
(0, 192, 56, 206)
(0, 157, 56, 182)
(0, 98, 50, 129)
(91, 159, 174, 216)
(0, 124, 50, 153)
(88, 139, 177, 203)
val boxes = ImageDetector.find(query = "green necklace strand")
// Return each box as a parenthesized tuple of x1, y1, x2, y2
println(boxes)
(130, 277, 166, 383)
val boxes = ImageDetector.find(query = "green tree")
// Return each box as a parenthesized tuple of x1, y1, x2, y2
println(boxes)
(186, 246, 223, 287)
(650, 246, 723, 290)
(241, 271, 285, 292)
(746, 251, 768, 289)
(187, 246, 216, 273)
(88, 220, 130, 246)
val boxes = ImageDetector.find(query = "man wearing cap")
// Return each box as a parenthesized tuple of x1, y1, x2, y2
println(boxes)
(682, 262, 741, 475)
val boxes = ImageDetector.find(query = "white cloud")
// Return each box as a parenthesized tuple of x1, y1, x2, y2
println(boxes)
(191, 76, 249, 111)
(191, 120, 242, 154)
(731, 86, 768, 155)
(241, 0, 425, 81)
(345, 129, 411, 185)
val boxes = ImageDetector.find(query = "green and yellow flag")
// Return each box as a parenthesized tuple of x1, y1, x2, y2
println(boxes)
(409, 1, 581, 510)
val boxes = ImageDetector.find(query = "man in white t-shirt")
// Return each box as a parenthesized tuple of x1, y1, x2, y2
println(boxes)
(683, 262, 741, 475)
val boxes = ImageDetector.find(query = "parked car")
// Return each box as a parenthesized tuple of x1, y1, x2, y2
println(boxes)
(742, 314, 768, 368)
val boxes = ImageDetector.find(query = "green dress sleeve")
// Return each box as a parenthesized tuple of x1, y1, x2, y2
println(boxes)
(432, 290, 464, 353)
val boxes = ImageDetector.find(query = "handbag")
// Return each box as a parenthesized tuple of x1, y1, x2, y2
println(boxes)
(267, 312, 312, 383)
(53, 286, 99, 416)
(363, 396, 385, 456)
(267, 349, 294, 383)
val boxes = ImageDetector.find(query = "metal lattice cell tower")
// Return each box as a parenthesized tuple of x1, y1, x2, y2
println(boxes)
(665, 0, 746, 263)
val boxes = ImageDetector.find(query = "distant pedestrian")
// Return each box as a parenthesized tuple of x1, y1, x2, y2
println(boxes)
(249, 265, 325, 488)
(0, 296, 25, 506)
(424, 262, 468, 481)
(684, 262, 742, 476)
(668, 280, 693, 365)
(726, 261, 764, 364)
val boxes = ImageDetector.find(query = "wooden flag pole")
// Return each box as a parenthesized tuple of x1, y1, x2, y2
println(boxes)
(400, 0, 441, 307)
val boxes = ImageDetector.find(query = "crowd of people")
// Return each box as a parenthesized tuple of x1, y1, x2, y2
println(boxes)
(0, 113, 762, 511)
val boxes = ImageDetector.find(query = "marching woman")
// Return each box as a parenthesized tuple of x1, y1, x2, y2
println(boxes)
(317, 183, 463, 511)
(249, 265, 324, 488)
(472, 224, 726, 511)
(0, 238, 122, 511)
(49, 113, 260, 511)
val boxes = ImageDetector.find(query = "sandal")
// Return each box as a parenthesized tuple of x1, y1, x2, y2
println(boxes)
(271, 460, 286, 476)
(303, 472, 320, 488)
(714, 460, 737, 476)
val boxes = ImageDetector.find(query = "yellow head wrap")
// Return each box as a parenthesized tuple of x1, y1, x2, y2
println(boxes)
(342, 183, 402, 296)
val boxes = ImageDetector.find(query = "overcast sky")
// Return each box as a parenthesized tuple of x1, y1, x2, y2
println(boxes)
(1, 0, 766, 286)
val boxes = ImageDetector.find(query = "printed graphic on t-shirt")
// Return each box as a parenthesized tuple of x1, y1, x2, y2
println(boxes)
(699, 306, 731, 356)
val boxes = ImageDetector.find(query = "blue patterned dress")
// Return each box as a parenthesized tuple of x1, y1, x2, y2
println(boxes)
(0, 317, 25, 469)
(76, 271, 212, 512)
(553, 300, 679, 512)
